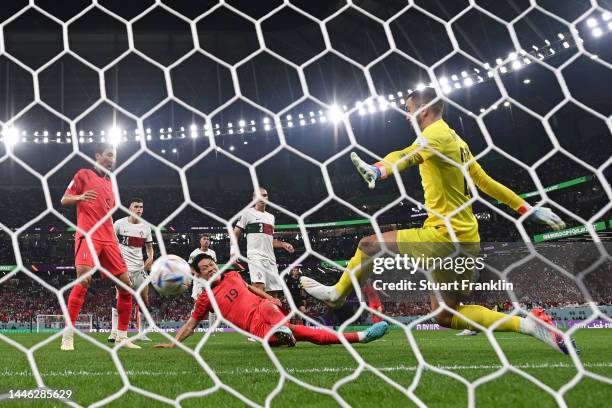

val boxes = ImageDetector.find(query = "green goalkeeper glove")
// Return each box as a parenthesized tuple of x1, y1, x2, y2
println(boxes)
(351, 152, 381, 189)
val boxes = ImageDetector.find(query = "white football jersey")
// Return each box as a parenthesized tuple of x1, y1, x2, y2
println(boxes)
(188, 247, 217, 300)
(236, 207, 275, 262)
(114, 217, 153, 272)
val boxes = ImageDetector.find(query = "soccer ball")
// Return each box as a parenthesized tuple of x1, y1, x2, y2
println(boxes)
(151, 255, 192, 297)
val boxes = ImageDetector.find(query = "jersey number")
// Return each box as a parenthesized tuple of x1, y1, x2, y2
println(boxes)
(224, 289, 239, 303)
(460, 147, 472, 198)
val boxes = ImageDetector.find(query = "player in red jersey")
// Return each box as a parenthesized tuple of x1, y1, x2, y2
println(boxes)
(155, 254, 390, 348)
(60, 143, 140, 350)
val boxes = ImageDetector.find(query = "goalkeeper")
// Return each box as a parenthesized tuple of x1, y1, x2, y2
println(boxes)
(302, 87, 574, 355)
(155, 254, 389, 348)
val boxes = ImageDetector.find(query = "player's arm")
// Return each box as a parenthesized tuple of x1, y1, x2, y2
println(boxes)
(468, 160, 566, 230)
(61, 174, 98, 207)
(154, 316, 200, 348)
(144, 242, 154, 271)
(273, 239, 294, 253)
(351, 143, 424, 189)
(248, 284, 282, 306)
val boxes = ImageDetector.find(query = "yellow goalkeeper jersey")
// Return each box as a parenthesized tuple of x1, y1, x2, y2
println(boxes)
(376, 119, 525, 242)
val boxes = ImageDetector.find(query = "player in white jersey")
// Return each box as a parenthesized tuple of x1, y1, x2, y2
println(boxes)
(232, 188, 294, 295)
(109, 198, 154, 342)
(187, 234, 218, 332)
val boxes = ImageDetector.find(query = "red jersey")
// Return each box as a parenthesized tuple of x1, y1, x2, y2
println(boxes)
(191, 271, 264, 332)
(65, 168, 117, 244)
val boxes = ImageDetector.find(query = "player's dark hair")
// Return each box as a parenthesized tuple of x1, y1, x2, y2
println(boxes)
(200, 234, 209, 239)
(94, 142, 114, 156)
(130, 197, 144, 205)
(407, 87, 444, 115)
(190, 253, 215, 273)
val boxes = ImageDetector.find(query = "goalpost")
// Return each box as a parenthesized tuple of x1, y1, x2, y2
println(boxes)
(0, 1, 610, 407)
(35, 314, 93, 333)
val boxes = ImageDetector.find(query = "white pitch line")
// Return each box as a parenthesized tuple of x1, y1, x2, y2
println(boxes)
(1, 362, 611, 378)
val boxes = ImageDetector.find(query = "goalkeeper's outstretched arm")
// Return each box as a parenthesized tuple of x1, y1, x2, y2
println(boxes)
(468, 160, 566, 230)
(351, 144, 423, 189)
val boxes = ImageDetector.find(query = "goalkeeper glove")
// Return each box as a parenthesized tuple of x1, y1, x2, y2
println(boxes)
(351, 152, 381, 189)
(520, 204, 566, 231)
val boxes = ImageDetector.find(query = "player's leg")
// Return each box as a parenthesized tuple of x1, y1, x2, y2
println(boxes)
(131, 269, 151, 341)
(100, 244, 140, 349)
(248, 260, 267, 292)
(62, 238, 96, 351)
(62, 264, 94, 351)
(431, 290, 574, 354)
(289, 321, 390, 345)
(301, 230, 399, 308)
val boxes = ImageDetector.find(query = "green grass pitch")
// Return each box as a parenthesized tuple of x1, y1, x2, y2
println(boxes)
(1, 328, 611, 407)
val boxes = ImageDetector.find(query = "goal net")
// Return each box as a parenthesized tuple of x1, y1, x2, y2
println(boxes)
(0, 0, 611, 406)
(36, 314, 92, 333)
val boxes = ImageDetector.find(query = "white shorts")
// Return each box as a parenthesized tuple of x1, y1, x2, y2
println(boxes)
(129, 269, 148, 290)
(248, 258, 282, 292)
(192, 279, 204, 300)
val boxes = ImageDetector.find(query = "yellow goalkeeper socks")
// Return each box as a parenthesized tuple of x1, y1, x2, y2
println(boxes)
(451, 305, 521, 332)
(334, 248, 373, 299)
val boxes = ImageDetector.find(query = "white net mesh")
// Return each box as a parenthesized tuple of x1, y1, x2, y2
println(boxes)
(1, 0, 611, 406)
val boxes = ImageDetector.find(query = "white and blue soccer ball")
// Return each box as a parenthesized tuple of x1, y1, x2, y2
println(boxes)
(151, 255, 192, 297)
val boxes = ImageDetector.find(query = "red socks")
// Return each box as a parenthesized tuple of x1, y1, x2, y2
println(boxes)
(290, 325, 359, 345)
(116, 291, 133, 331)
(67, 284, 88, 325)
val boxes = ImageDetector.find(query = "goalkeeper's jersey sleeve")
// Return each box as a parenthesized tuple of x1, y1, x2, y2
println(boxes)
(376, 119, 525, 241)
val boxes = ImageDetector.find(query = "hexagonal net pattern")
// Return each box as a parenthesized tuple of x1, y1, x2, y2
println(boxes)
(0, 0, 611, 407)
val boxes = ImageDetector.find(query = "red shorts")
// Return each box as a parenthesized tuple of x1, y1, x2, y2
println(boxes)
(249, 301, 287, 339)
(74, 237, 128, 276)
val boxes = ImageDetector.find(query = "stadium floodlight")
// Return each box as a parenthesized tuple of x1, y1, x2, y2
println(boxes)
(587, 17, 598, 28)
(504, 101, 511, 107)
(558, 33, 565, 39)
(161, 149, 166, 154)
(263, 117, 270, 124)
(592, 27, 603, 37)
(288, 121, 293, 127)
(442, 85, 452, 94)
(146, 128, 151, 134)
(480, 108, 486, 113)
(238, 120, 246, 127)
(604, 11, 611, 21)
(190, 124, 197, 131)
(508, 52, 517, 60)
(563, 41, 570, 48)
(524, 78, 531, 84)
(172, 148, 177, 153)
(229, 146, 234, 151)
(454, 82, 462, 89)
(1, 126, 19, 147)
(512, 61, 523, 70)
(299, 119, 306, 126)
(43, 131, 48, 137)
(451, 74, 458, 81)
(495, 58, 503, 65)
(264, 124, 271, 131)
(500, 66, 508, 73)
(319, 116, 327, 123)
(460, 71, 468, 78)
(358, 108, 366, 115)
(108, 127, 122, 146)
(328, 105, 343, 123)
(286, 114, 292, 120)
(464, 77, 474, 87)
(416, 83, 426, 91)
(487, 70, 494, 78)
(439, 76, 449, 85)
(544, 39, 551, 45)
(368, 106, 377, 114)
(190, 132, 198, 138)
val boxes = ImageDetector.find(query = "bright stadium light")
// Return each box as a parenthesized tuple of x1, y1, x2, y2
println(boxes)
(512, 61, 522, 70)
(592, 27, 603, 37)
(603, 11, 611, 21)
(328, 105, 343, 123)
(190, 124, 197, 131)
(238, 120, 246, 127)
(587, 17, 598, 28)
(1, 126, 19, 147)
(464, 77, 474, 87)
(523, 78, 531, 84)
(108, 127, 122, 145)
